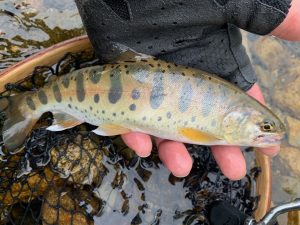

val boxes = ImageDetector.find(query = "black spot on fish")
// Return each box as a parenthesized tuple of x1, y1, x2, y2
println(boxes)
(26, 97, 35, 110)
(149, 64, 154, 67)
(112, 112, 116, 116)
(52, 84, 62, 102)
(157, 116, 162, 121)
(68, 104, 72, 109)
(102, 110, 105, 114)
(69, 97, 73, 102)
(75, 106, 78, 110)
(62, 77, 70, 88)
(129, 104, 136, 111)
(108, 69, 122, 104)
(121, 111, 125, 115)
(124, 65, 128, 68)
(94, 94, 100, 103)
(76, 72, 85, 102)
(179, 80, 193, 112)
(90, 106, 93, 111)
(191, 116, 196, 122)
(38, 90, 48, 104)
(142, 116, 146, 120)
(167, 65, 171, 69)
(150, 71, 164, 109)
(89, 68, 102, 84)
(141, 59, 148, 62)
(166, 112, 172, 119)
(131, 89, 141, 100)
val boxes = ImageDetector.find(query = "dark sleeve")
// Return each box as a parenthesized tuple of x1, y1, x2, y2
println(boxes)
(74, 0, 291, 91)
(216, 0, 292, 34)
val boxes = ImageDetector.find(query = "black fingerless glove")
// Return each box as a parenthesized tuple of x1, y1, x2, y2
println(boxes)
(75, 0, 291, 90)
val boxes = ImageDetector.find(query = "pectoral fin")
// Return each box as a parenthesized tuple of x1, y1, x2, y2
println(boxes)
(92, 124, 131, 136)
(178, 127, 221, 144)
(47, 112, 83, 131)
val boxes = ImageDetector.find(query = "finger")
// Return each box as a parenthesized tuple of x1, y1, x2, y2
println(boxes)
(121, 132, 152, 157)
(156, 139, 193, 177)
(258, 145, 280, 157)
(246, 83, 265, 104)
(211, 146, 246, 180)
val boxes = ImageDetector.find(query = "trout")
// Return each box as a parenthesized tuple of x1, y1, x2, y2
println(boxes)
(0, 50, 285, 153)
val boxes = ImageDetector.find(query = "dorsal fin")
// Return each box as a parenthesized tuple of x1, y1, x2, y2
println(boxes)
(108, 42, 153, 63)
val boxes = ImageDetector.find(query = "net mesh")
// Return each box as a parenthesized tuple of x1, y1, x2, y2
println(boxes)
(0, 52, 259, 225)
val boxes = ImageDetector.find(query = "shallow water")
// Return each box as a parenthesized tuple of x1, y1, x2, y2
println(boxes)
(0, 0, 84, 69)
(1, 0, 300, 224)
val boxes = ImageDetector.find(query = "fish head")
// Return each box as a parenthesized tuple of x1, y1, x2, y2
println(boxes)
(221, 106, 286, 147)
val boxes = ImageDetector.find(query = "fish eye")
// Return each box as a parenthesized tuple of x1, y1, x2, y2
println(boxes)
(260, 119, 276, 132)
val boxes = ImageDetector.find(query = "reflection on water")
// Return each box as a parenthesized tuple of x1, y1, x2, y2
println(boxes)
(0, 0, 84, 69)
(244, 34, 300, 225)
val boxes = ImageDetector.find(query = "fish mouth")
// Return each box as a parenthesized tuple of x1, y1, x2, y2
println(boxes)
(253, 133, 285, 147)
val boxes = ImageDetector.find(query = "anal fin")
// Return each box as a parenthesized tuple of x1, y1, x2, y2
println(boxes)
(92, 124, 131, 136)
(47, 112, 83, 131)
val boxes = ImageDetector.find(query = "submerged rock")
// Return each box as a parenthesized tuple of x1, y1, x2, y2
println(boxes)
(41, 187, 96, 225)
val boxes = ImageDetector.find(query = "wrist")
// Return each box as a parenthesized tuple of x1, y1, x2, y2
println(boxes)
(270, 0, 300, 41)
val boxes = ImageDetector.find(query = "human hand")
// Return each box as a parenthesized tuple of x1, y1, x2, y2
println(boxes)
(121, 0, 300, 180)
(75, 0, 300, 180)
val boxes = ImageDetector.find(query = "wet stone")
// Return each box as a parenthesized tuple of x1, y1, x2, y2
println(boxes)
(273, 67, 300, 119)
(286, 116, 300, 147)
(279, 146, 300, 178)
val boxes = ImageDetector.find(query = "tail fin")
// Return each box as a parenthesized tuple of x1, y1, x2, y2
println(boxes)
(0, 95, 38, 153)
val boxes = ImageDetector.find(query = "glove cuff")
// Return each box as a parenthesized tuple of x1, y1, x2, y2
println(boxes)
(218, 0, 292, 35)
